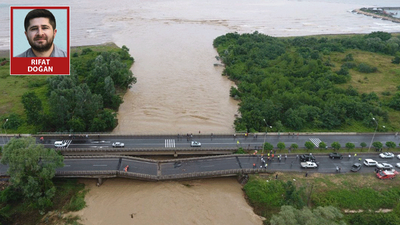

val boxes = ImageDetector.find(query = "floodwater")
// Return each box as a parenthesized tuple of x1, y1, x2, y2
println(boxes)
(1, 0, 399, 134)
(72, 178, 263, 225)
(1, 1, 400, 224)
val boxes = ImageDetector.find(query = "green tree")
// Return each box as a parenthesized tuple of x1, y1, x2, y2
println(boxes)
(372, 141, 383, 151)
(21, 91, 43, 125)
(360, 142, 367, 149)
(264, 142, 274, 152)
(388, 92, 400, 110)
(345, 142, 355, 151)
(270, 205, 345, 225)
(392, 52, 400, 64)
(318, 142, 327, 150)
(304, 141, 314, 151)
(331, 141, 341, 151)
(385, 141, 396, 149)
(0, 137, 64, 210)
(290, 143, 298, 151)
(277, 142, 286, 151)
(283, 181, 305, 209)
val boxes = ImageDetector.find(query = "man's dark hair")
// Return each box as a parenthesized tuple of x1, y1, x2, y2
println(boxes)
(24, 9, 56, 31)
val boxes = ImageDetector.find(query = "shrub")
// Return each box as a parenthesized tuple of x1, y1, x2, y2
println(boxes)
(358, 63, 377, 73)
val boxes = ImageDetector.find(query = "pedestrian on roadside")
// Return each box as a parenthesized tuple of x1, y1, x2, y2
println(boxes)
(348, 154, 351, 160)
(275, 174, 278, 179)
(358, 157, 362, 162)
(305, 172, 308, 177)
(336, 166, 339, 172)
(265, 163, 268, 168)
(339, 167, 341, 172)
(285, 154, 287, 160)
(253, 163, 256, 169)
(296, 155, 299, 160)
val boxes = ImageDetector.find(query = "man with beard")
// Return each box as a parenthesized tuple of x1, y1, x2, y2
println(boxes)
(16, 9, 67, 57)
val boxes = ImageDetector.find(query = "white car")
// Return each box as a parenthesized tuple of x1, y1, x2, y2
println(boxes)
(112, 142, 125, 148)
(379, 152, 394, 159)
(396, 163, 400, 168)
(363, 159, 378, 167)
(377, 163, 393, 170)
(397, 154, 400, 160)
(190, 141, 201, 147)
(54, 141, 67, 148)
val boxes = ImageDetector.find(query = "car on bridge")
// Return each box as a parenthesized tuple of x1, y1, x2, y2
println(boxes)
(191, 141, 201, 147)
(377, 170, 398, 180)
(350, 163, 362, 172)
(329, 152, 343, 159)
(300, 154, 315, 162)
(379, 152, 394, 159)
(377, 163, 393, 170)
(300, 161, 318, 169)
(54, 141, 67, 148)
(363, 159, 378, 167)
(112, 142, 125, 148)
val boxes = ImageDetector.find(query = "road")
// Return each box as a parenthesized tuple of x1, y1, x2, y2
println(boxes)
(1, 153, 399, 179)
(0, 133, 399, 180)
(1, 133, 396, 150)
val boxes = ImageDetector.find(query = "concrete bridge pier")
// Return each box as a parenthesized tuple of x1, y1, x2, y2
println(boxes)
(96, 178, 103, 187)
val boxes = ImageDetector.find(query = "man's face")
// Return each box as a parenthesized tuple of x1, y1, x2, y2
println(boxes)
(25, 17, 57, 52)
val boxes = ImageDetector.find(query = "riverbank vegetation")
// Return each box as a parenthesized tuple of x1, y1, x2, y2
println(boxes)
(0, 137, 86, 225)
(245, 172, 400, 224)
(213, 32, 400, 133)
(0, 43, 135, 133)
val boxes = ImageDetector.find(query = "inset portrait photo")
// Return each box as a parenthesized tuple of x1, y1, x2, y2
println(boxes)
(10, 6, 70, 75)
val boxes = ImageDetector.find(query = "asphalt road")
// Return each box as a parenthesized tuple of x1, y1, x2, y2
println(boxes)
(4, 133, 397, 150)
(2, 153, 399, 177)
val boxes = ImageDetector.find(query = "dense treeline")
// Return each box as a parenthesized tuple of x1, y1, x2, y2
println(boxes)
(245, 176, 400, 225)
(213, 32, 400, 132)
(20, 45, 136, 132)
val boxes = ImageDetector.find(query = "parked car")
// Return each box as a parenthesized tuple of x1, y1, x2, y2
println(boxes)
(376, 170, 398, 180)
(363, 159, 378, 167)
(329, 152, 343, 159)
(350, 163, 362, 172)
(112, 142, 125, 148)
(190, 141, 201, 147)
(300, 154, 316, 162)
(376, 163, 393, 170)
(397, 154, 400, 160)
(397, 163, 400, 168)
(379, 152, 394, 159)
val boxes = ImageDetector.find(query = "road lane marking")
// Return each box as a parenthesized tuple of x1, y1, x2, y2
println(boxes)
(93, 164, 108, 166)
(165, 139, 175, 148)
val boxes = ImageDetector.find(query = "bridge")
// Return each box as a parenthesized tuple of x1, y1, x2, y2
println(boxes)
(0, 133, 398, 183)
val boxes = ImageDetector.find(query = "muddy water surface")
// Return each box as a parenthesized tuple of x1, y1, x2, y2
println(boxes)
(73, 178, 263, 225)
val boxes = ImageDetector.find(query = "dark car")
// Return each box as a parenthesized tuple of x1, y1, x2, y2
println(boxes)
(300, 154, 316, 162)
(350, 163, 362, 172)
(329, 152, 343, 159)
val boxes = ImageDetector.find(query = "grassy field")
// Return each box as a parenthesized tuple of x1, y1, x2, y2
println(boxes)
(246, 171, 400, 224)
(0, 42, 132, 133)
